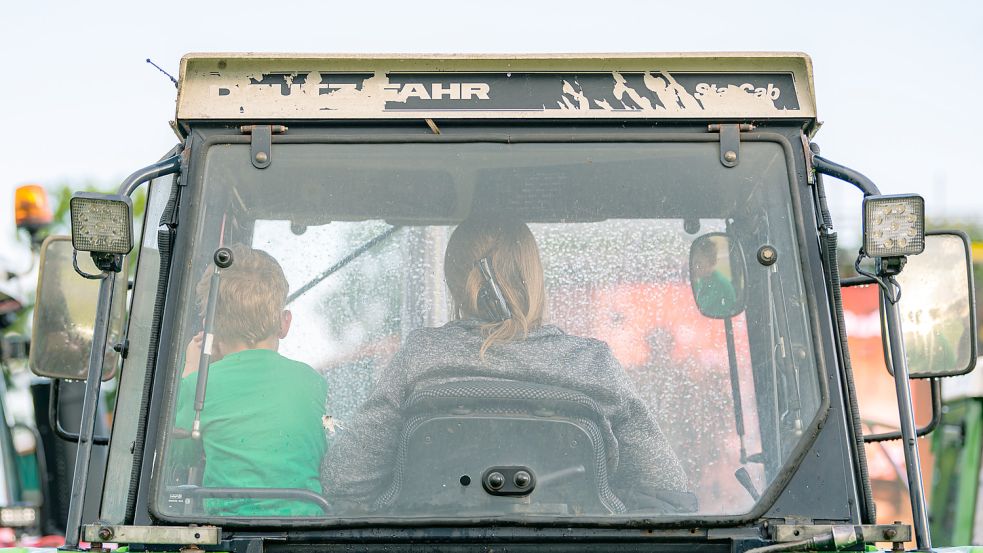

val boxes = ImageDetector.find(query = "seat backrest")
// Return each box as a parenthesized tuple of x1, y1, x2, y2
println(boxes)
(378, 380, 626, 515)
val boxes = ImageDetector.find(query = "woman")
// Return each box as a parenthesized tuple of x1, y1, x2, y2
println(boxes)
(322, 217, 691, 511)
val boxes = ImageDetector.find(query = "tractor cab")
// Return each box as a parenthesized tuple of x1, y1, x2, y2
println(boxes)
(26, 53, 978, 552)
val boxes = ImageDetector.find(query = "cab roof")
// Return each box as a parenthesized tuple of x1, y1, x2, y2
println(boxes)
(176, 52, 817, 127)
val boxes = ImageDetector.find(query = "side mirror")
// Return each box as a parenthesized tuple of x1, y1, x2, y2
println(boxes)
(882, 231, 977, 378)
(28, 236, 125, 381)
(689, 232, 747, 319)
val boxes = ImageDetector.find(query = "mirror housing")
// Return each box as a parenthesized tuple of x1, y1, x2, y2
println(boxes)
(688, 232, 747, 319)
(882, 231, 977, 379)
(27, 236, 125, 381)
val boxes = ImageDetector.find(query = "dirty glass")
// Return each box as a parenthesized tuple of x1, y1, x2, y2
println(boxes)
(892, 233, 974, 377)
(29, 236, 126, 381)
(156, 141, 822, 521)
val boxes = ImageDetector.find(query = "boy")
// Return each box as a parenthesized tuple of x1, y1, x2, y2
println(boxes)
(172, 244, 327, 516)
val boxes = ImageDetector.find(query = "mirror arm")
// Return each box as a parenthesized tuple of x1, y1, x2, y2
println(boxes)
(840, 275, 877, 287)
(863, 378, 942, 443)
(48, 379, 110, 446)
(118, 154, 182, 197)
(812, 155, 881, 196)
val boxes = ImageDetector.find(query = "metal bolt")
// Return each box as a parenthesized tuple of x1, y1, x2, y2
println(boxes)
(757, 245, 778, 266)
(514, 471, 532, 488)
(723, 150, 738, 162)
(487, 472, 505, 490)
(214, 247, 234, 268)
(255, 151, 269, 164)
(98, 527, 113, 541)
(884, 528, 897, 539)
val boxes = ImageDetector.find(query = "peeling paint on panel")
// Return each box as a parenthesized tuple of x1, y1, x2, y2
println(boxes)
(177, 54, 817, 121)
(553, 71, 786, 114)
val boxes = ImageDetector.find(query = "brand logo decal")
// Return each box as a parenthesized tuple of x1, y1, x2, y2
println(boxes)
(325, 82, 490, 101)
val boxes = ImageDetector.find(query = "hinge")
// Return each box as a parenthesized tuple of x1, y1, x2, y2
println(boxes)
(241, 125, 288, 169)
(83, 524, 221, 546)
(801, 132, 817, 185)
(771, 523, 910, 548)
(178, 144, 192, 186)
(708, 123, 755, 168)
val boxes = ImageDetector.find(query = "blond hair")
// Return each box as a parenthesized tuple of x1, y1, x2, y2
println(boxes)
(196, 244, 289, 346)
(444, 218, 546, 358)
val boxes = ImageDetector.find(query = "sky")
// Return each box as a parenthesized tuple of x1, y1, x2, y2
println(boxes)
(1, 1, 981, 279)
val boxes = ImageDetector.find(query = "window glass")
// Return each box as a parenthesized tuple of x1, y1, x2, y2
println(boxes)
(157, 142, 821, 520)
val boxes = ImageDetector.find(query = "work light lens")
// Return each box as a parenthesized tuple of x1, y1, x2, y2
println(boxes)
(69, 193, 133, 255)
(863, 194, 925, 257)
(0, 506, 37, 527)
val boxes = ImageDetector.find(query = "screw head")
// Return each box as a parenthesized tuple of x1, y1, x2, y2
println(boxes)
(486, 471, 505, 490)
(255, 151, 269, 163)
(214, 247, 234, 268)
(98, 527, 113, 541)
(757, 245, 778, 266)
(724, 150, 738, 162)
(514, 470, 532, 488)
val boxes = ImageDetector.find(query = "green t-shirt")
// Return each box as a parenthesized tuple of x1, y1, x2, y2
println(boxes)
(173, 349, 328, 516)
(694, 270, 738, 318)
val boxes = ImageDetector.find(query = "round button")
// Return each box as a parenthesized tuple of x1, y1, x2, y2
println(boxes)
(486, 472, 505, 490)
(514, 471, 532, 488)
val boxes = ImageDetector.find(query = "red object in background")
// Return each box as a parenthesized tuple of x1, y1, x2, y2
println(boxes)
(842, 283, 933, 540)
(550, 281, 760, 513)
(0, 528, 64, 548)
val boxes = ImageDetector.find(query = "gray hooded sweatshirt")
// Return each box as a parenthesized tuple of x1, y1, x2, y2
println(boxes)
(321, 319, 689, 508)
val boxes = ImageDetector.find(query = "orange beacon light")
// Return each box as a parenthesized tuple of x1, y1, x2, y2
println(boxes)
(14, 184, 53, 232)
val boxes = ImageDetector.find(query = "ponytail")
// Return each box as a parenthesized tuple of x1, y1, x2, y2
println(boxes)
(444, 218, 546, 359)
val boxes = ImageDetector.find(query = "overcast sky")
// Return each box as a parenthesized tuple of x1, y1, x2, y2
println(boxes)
(2, 1, 981, 275)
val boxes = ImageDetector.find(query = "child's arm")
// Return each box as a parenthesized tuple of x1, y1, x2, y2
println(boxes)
(183, 331, 204, 377)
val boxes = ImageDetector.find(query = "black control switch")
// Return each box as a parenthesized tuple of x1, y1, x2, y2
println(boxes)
(482, 466, 536, 496)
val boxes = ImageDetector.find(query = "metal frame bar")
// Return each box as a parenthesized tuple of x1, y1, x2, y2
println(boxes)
(61, 155, 182, 548)
(62, 270, 115, 548)
(815, 156, 932, 551)
(880, 280, 932, 550)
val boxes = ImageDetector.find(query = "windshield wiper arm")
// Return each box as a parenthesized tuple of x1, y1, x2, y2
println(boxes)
(287, 226, 401, 305)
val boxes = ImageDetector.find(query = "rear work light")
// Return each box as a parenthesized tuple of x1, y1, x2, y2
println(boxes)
(69, 192, 134, 256)
(862, 194, 925, 258)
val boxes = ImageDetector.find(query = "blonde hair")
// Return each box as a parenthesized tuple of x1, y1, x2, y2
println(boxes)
(196, 244, 289, 346)
(444, 218, 546, 358)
